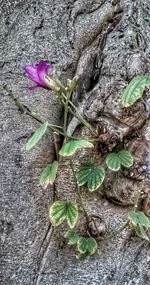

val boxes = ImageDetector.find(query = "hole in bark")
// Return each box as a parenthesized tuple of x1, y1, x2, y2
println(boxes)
(118, 34, 124, 38)
(129, 44, 134, 49)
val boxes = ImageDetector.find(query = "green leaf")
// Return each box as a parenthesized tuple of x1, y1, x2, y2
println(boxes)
(118, 150, 134, 168)
(66, 202, 78, 228)
(138, 212, 150, 227)
(77, 237, 87, 254)
(76, 163, 105, 192)
(128, 211, 150, 241)
(24, 122, 48, 150)
(133, 224, 149, 241)
(59, 139, 93, 157)
(87, 238, 98, 254)
(49, 201, 67, 226)
(39, 161, 58, 188)
(106, 150, 133, 171)
(106, 153, 121, 171)
(77, 237, 97, 254)
(128, 211, 150, 228)
(49, 201, 78, 228)
(64, 229, 79, 245)
(121, 75, 150, 107)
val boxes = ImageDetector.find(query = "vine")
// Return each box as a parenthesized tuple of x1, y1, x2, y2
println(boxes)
(4, 60, 150, 258)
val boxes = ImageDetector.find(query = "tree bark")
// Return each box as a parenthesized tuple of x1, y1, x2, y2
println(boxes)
(0, 0, 150, 284)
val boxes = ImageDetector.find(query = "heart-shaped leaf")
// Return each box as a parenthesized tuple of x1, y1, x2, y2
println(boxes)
(106, 153, 120, 171)
(39, 161, 58, 188)
(59, 139, 93, 157)
(133, 224, 149, 241)
(121, 75, 150, 107)
(76, 163, 105, 191)
(49, 200, 78, 228)
(128, 211, 150, 228)
(77, 237, 97, 254)
(106, 150, 133, 171)
(24, 122, 48, 150)
(64, 229, 79, 245)
(128, 211, 150, 241)
(118, 150, 134, 167)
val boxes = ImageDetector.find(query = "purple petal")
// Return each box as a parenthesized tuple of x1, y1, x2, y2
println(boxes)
(24, 60, 54, 89)
(37, 60, 54, 87)
(24, 64, 42, 86)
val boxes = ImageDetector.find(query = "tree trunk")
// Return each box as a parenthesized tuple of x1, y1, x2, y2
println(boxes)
(0, 0, 150, 284)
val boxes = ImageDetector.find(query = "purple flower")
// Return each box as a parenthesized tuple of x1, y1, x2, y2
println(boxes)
(24, 60, 54, 90)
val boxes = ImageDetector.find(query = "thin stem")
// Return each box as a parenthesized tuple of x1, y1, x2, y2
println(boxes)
(106, 221, 129, 240)
(4, 88, 86, 141)
(63, 91, 71, 135)
(62, 93, 96, 136)
(54, 78, 66, 93)
(24, 110, 64, 136)
(3, 85, 68, 136)
(68, 107, 95, 133)
(69, 157, 89, 221)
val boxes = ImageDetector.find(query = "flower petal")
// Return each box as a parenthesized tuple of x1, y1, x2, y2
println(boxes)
(24, 64, 42, 86)
(37, 60, 54, 87)
(24, 60, 54, 89)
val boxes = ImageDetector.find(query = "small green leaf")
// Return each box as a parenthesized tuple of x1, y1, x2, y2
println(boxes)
(49, 201, 78, 228)
(87, 238, 98, 254)
(77, 237, 97, 254)
(66, 202, 78, 228)
(77, 237, 87, 254)
(76, 163, 105, 191)
(49, 201, 67, 226)
(138, 212, 150, 228)
(24, 122, 49, 150)
(133, 224, 149, 241)
(106, 150, 133, 171)
(118, 150, 134, 168)
(146, 76, 150, 85)
(59, 139, 93, 157)
(121, 75, 150, 107)
(40, 161, 58, 188)
(106, 153, 121, 171)
(64, 229, 79, 245)
(128, 211, 150, 228)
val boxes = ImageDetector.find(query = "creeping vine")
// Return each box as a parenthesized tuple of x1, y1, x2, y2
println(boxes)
(4, 61, 150, 258)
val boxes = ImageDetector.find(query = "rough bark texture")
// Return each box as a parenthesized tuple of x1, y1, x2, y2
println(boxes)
(0, 0, 150, 284)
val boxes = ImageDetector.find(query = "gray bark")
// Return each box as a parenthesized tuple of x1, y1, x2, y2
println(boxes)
(0, 0, 150, 284)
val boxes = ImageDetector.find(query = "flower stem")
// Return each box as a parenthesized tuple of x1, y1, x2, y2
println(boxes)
(62, 93, 96, 136)
(63, 91, 71, 135)
(3, 85, 68, 136)
(68, 107, 95, 133)
(69, 157, 89, 221)
(106, 221, 129, 240)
